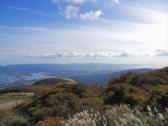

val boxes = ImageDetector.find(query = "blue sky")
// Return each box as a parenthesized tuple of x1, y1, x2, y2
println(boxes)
(0, 0, 168, 67)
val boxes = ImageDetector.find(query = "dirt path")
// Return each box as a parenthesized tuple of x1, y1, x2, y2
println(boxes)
(0, 100, 23, 110)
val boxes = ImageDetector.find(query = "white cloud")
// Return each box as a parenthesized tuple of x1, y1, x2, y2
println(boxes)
(0, 26, 49, 32)
(64, 5, 80, 19)
(124, 7, 168, 50)
(26, 50, 168, 59)
(52, 0, 96, 5)
(4, 6, 44, 15)
(155, 50, 168, 56)
(80, 10, 103, 20)
(52, 0, 101, 20)
(63, 6, 103, 20)
(112, 0, 120, 4)
(26, 51, 150, 59)
(68, 0, 87, 4)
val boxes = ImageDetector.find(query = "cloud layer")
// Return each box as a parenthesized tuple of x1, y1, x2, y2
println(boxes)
(155, 50, 168, 56)
(26, 50, 168, 59)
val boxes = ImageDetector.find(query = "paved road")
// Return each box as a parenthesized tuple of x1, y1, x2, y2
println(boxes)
(0, 100, 23, 110)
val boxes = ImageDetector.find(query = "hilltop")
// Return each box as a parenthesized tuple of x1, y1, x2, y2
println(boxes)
(34, 77, 77, 85)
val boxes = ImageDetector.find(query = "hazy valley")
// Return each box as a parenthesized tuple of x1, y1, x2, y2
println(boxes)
(0, 64, 151, 89)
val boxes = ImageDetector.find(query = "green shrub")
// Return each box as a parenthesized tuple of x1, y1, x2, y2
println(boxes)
(0, 111, 29, 126)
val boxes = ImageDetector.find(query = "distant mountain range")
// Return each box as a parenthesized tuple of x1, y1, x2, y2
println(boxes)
(0, 64, 152, 89)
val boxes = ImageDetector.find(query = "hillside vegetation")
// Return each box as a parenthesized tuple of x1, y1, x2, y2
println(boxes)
(0, 67, 168, 126)
(109, 67, 168, 86)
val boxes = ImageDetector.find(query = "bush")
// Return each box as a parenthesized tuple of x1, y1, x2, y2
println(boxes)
(158, 95, 168, 108)
(26, 92, 84, 120)
(67, 84, 88, 98)
(0, 111, 29, 126)
(35, 116, 64, 126)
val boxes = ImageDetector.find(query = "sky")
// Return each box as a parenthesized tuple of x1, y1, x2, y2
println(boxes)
(0, 0, 168, 67)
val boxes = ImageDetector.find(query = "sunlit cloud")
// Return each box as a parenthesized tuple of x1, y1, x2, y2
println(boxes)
(64, 5, 80, 19)
(80, 10, 103, 20)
